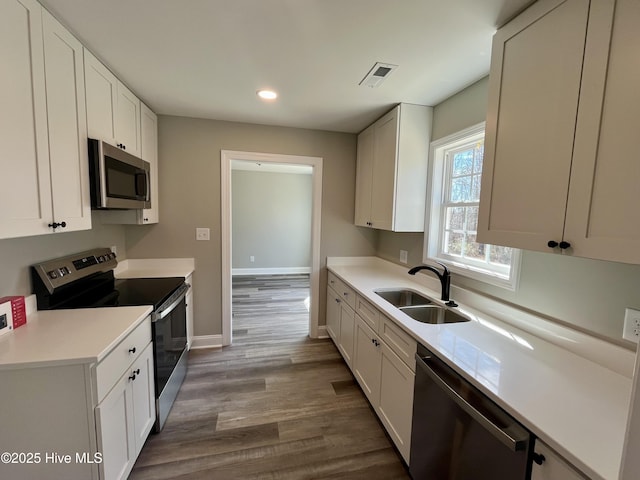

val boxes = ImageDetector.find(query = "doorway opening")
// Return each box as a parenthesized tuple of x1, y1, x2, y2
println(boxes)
(221, 150, 323, 346)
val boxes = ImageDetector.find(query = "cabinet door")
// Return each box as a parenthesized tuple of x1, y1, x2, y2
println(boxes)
(96, 371, 136, 480)
(531, 440, 588, 480)
(140, 103, 159, 224)
(116, 81, 141, 157)
(477, 0, 590, 252)
(565, 0, 638, 263)
(0, 0, 53, 239)
(337, 304, 355, 368)
(131, 343, 155, 455)
(355, 125, 374, 227)
(370, 107, 398, 231)
(378, 341, 414, 464)
(353, 315, 381, 405)
(325, 287, 341, 342)
(42, 10, 92, 233)
(84, 49, 118, 145)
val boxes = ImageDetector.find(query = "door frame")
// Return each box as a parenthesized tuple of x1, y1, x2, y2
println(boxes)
(221, 150, 323, 346)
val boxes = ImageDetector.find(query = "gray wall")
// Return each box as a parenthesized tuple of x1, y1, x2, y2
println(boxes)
(376, 77, 640, 343)
(232, 169, 312, 270)
(125, 115, 377, 337)
(0, 214, 126, 297)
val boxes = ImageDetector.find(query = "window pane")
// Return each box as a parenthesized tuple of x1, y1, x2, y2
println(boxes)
(463, 234, 485, 261)
(471, 174, 482, 201)
(453, 150, 473, 176)
(444, 232, 463, 256)
(489, 245, 513, 266)
(473, 144, 484, 173)
(466, 206, 478, 231)
(450, 176, 471, 202)
(447, 207, 465, 230)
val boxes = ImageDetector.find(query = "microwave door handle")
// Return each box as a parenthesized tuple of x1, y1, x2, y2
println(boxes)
(145, 168, 151, 202)
(135, 172, 148, 199)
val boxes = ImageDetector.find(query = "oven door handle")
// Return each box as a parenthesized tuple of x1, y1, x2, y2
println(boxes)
(152, 283, 190, 322)
(415, 353, 529, 452)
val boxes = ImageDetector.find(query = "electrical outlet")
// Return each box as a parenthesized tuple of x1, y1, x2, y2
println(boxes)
(399, 250, 408, 264)
(623, 308, 640, 343)
(250, 256, 255, 263)
(110, 245, 117, 255)
(196, 228, 210, 241)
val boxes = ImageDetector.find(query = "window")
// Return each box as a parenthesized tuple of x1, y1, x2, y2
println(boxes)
(425, 123, 520, 289)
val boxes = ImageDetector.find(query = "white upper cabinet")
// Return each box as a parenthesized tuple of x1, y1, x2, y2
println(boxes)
(85, 49, 141, 157)
(355, 103, 433, 232)
(479, 0, 640, 264)
(116, 82, 142, 157)
(42, 9, 92, 233)
(0, 0, 91, 240)
(84, 48, 118, 145)
(140, 103, 159, 224)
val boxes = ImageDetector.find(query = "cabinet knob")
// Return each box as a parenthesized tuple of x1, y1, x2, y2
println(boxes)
(532, 453, 546, 465)
(559, 241, 571, 249)
(128, 347, 136, 354)
(48, 221, 67, 229)
(335, 298, 341, 303)
(547, 240, 559, 248)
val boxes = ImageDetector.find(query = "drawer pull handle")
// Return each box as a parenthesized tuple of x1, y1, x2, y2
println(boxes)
(128, 347, 136, 354)
(533, 453, 545, 465)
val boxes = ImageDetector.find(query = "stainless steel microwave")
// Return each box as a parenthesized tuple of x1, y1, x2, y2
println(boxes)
(88, 138, 151, 209)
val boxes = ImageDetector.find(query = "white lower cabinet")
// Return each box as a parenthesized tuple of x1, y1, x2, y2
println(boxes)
(326, 282, 355, 368)
(531, 440, 588, 480)
(96, 341, 155, 480)
(326, 275, 415, 464)
(0, 316, 154, 480)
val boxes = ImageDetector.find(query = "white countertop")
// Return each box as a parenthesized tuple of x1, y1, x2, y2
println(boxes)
(114, 258, 195, 279)
(0, 306, 152, 370)
(327, 257, 633, 480)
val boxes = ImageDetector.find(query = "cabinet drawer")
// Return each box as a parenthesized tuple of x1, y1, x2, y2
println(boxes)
(356, 295, 380, 331)
(96, 318, 151, 402)
(379, 314, 417, 372)
(327, 272, 356, 310)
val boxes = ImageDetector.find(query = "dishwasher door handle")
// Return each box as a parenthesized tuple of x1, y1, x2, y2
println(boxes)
(416, 353, 529, 452)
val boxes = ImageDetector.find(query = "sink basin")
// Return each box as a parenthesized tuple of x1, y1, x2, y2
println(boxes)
(375, 289, 434, 308)
(399, 305, 470, 324)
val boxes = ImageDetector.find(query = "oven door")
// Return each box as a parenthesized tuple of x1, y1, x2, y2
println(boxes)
(152, 296, 187, 396)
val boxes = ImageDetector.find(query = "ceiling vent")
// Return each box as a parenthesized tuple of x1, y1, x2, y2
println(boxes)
(359, 62, 398, 88)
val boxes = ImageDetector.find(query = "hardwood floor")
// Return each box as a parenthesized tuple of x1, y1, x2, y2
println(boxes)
(130, 274, 410, 479)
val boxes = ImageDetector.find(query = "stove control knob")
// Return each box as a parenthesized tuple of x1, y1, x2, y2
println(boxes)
(47, 270, 58, 279)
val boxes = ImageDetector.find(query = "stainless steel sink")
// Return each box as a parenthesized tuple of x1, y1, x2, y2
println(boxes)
(375, 289, 434, 308)
(399, 305, 470, 324)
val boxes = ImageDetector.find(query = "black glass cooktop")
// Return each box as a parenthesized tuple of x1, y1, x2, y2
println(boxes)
(113, 277, 185, 310)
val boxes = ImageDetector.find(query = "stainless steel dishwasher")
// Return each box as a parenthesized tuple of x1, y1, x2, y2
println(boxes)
(410, 344, 534, 480)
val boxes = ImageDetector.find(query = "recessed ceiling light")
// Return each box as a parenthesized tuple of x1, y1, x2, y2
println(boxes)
(257, 89, 278, 100)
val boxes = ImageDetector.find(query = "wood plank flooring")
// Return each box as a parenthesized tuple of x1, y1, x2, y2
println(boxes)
(130, 274, 410, 479)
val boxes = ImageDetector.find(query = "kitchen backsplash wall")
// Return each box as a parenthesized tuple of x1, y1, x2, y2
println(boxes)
(0, 214, 126, 298)
(376, 77, 640, 345)
(125, 116, 378, 338)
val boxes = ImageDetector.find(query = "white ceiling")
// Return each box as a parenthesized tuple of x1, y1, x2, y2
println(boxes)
(40, 0, 534, 133)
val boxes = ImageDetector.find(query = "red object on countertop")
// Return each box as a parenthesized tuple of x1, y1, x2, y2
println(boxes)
(0, 296, 26, 328)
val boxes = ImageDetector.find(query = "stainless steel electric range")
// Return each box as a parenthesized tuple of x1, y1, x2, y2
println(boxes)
(30, 247, 189, 432)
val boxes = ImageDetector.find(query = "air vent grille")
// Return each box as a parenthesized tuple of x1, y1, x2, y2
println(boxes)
(359, 62, 398, 88)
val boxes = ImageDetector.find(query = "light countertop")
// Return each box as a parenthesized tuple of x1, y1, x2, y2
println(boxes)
(114, 258, 195, 279)
(0, 306, 152, 370)
(327, 257, 632, 480)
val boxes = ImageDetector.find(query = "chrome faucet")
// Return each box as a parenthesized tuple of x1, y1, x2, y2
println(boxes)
(408, 262, 457, 307)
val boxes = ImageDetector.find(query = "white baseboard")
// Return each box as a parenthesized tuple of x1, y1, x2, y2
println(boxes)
(315, 325, 329, 339)
(232, 267, 311, 276)
(190, 334, 223, 349)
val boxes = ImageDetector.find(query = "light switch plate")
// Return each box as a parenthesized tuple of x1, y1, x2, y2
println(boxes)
(196, 228, 210, 241)
(623, 308, 640, 343)
(399, 250, 408, 264)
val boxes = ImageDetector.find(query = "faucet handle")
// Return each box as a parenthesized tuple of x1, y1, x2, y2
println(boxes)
(434, 261, 449, 275)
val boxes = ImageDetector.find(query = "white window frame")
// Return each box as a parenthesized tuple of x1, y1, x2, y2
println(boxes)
(423, 122, 521, 290)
